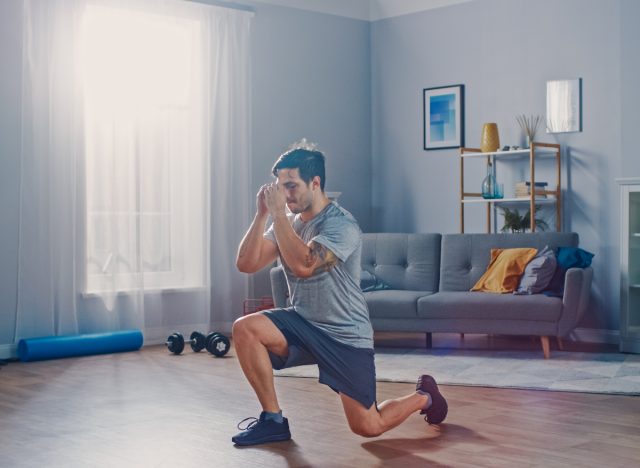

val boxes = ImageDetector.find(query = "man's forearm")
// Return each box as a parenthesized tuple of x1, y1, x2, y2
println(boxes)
(272, 213, 312, 276)
(236, 212, 270, 272)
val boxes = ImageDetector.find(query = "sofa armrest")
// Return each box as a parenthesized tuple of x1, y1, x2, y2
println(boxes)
(557, 267, 593, 336)
(270, 266, 289, 308)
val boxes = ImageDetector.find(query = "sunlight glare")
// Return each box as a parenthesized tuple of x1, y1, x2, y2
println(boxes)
(80, 5, 192, 113)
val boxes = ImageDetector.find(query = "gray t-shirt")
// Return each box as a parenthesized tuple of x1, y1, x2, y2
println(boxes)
(264, 202, 373, 348)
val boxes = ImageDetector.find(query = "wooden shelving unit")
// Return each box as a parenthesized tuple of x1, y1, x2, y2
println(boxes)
(459, 142, 562, 233)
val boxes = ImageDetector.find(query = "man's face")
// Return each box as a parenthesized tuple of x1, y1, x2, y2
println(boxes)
(276, 168, 314, 214)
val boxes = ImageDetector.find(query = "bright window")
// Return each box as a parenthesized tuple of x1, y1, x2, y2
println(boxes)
(80, 4, 207, 293)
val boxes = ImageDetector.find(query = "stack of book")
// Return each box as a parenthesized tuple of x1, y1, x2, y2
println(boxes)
(515, 181, 548, 198)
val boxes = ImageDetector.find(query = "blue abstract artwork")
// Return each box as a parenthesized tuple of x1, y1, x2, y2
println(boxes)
(430, 94, 456, 142)
(423, 84, 464, 150)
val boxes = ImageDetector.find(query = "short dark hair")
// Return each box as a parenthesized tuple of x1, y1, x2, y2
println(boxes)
(271, 141, 326, 191)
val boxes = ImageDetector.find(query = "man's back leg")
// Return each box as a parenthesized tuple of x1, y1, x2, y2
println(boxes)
(339, 391, 428, 438)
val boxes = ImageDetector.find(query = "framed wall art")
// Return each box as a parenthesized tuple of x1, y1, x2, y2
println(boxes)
(546, 78, 582, 133)
(423, 84, 465, 150)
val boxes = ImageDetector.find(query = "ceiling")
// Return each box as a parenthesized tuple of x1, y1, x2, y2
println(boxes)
(248, 0, 474, 21)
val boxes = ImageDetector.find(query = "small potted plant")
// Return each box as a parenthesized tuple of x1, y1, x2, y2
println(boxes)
(500, 206, 549, 233)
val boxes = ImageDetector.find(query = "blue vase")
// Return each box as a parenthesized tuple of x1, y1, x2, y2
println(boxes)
(482, 161, 497, 199)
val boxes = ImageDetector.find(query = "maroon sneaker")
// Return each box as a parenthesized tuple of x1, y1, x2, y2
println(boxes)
(416, 374, 448, 424)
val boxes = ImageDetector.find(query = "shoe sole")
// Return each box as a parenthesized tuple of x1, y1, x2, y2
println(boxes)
(417, 374, 448, 424)
(232, 432, 292, 446)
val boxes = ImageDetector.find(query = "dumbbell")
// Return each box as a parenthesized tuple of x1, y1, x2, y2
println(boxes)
(165, 331, 207, 355)
(205, 332, 230, 357)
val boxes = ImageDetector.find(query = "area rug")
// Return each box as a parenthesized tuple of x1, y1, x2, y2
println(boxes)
(274, 347, 640, 395)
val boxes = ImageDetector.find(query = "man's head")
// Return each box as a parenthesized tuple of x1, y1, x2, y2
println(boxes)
(272, 139, 326, 214)
(272, 139, 326, 191)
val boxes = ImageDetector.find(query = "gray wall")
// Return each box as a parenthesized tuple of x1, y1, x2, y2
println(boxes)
(248, 2, 372, 297)
(0, 0, 22, 353)
(371, 0, 638, 334)
(2, 0, 638, 347)
(621, 0, 640, 177)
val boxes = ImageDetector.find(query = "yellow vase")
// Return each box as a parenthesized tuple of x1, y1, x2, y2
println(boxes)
(480, 123, 500, 153)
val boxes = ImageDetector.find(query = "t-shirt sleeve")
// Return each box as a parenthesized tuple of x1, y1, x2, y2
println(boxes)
(311, 217, 361, 262)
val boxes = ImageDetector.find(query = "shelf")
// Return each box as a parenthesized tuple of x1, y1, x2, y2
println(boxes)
(460, 148, 558, 158)
(630, 284, 640, 289)
(633, 233, 640, 237)
(462, 197, 557, 204)
(459, 142, 561, 234)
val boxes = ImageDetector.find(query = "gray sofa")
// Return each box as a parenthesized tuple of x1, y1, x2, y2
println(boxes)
(270, 232, 593, 358)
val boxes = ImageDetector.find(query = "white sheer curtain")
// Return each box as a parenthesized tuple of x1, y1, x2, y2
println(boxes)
(17, 0, 251, 343)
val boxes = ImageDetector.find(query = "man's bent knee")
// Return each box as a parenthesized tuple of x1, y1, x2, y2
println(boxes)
(231, 316, 252, 344)
(232, 313, 288, 356)
(349, 420, 383, 438)
(232, 313, 269, 335)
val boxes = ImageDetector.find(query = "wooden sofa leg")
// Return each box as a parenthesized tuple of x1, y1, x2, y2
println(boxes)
(460, 333, 465, 339)
(556, 337, 564, 350)
(540, 336, 550, 359)
(425, 333, 432, 349)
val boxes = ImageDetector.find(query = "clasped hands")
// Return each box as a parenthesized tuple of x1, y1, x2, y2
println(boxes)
(257, 182, 287, 217)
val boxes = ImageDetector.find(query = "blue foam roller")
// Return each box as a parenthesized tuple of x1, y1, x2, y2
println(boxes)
(17, 329, 144, 362)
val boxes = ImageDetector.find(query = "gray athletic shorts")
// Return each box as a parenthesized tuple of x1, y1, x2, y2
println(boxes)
(263, 308, 377, 409)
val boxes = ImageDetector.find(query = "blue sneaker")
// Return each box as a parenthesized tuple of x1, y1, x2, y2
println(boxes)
(232, 412, 291, 446)
(417, 374, 448, 424)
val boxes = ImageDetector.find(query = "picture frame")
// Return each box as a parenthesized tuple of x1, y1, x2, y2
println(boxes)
(546, 78, 582, 133)
(423, 84, 465, 150)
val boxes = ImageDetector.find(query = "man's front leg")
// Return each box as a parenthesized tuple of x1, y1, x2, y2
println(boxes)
(232, 313, 288, 412)
(231, 313, 292, 446)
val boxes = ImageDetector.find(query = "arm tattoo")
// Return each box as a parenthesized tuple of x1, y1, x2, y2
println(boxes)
(305, 242, 338, 275)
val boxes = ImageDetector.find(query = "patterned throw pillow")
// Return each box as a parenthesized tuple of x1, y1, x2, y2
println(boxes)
(514, 245, 557, 295)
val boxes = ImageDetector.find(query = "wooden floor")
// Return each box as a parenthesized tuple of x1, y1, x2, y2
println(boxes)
(1, 333, 639, 467)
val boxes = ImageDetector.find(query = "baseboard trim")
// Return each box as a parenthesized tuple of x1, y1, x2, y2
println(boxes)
(570, 327, 620, 345)
(0, 343, 16, 360)
(0, 327, 619, 359)
(142, 323, 212, 347)
(210, 321, 234, 336)
(0, 323, 234, 359)
(144, 323, 234, 347)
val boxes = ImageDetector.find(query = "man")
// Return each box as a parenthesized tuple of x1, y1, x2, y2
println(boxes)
(232, 140, 448, 446)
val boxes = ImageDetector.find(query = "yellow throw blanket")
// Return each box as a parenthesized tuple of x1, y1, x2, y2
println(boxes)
(471, 248, 538, 293)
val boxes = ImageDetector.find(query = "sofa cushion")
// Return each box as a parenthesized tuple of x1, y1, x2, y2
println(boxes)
(362, 233, 441, 292)
(417, 291, 562, 321)
(471, 248, 537, 293)
(365, 290, 432, 318)
(440, 233, 579, 292)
